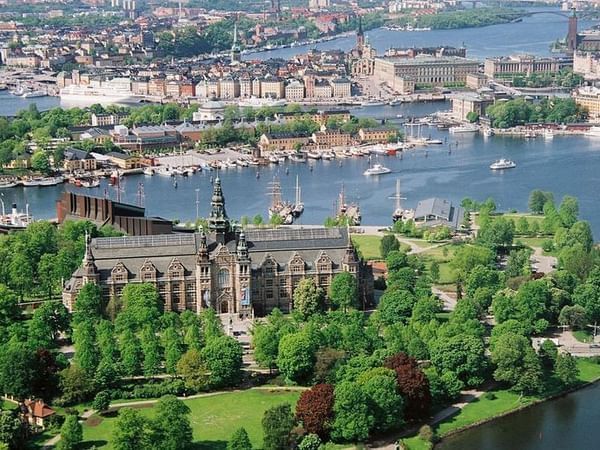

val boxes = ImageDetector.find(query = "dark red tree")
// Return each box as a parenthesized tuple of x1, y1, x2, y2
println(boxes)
(32, 348, 61, 400)
(295, 383, 335, 439)
(384, 352, 431, 421)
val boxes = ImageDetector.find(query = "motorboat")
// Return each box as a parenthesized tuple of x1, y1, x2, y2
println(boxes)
(490, 159, 517, 170)
(225, 159, 238, 168)
(483, 128, 494, 138)
(236, 159, 249, 167)
(156, 166, 173, 177)
(22, 90, 47, 98)
(80, 178, 100, 188)
(321, 151, 335, 160)
(268, 155, 280, 164)
(524, 132, 537, 139)
(364, 163, 392, 176)
(425, 138, 444, 145)
(290, 153, 306, 163)
(449, 124, 479, 134)
(143, 167, 155, 176)
(0, 180, 19, 189)
(543, 130, 554, 140)
(306, 151, 321, 160)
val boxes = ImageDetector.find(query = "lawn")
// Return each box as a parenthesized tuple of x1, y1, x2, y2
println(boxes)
(420, 244, 461, 285)
(80, 389, 302, 450)
(351, 235, 382, 260)
(402, 359, 600, 449)
(573, 329, 593, 343)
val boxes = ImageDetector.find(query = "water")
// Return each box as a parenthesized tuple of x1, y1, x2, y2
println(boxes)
(437, 383, 600, 450)
(244, 9, 594, 62)
(0, 90, 59, 117)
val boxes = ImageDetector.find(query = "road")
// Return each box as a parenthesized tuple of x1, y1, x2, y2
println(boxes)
(531, 247, 557, 274)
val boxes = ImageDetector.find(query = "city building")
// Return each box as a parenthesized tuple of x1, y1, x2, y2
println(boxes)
(312, 130, 352, 147)
(331, 77, 351, 98)
(573, 51, 600, 80)
(285, 80, 305, 101)
(358, 128, 397, 143)
(259, 132, 310, 152)
(451, 93, 494, 122)
(63, 148, 98, 172)
(374, 56, 478, 94)
(193, 100, 226, 122)
(483, 55, 570, 79)
(21, 400, 55, 431)
(573, 86, 600, 119)
(413, 197, 465, 230)
(62, 179, 373, 317)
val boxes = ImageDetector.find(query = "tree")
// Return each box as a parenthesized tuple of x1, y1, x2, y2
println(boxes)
(113, 408, 149, 450)
(528, 190, 552, 214)
(119, 329, 142, 377)
(73, 283, 103, 324)
(31, 150, 50, 173)
(330, 381, 374, 442)
(277, 332, 316, 383)
(380, 234, 400, 259)
(73, 320, 99, 374)
(0, 284, 19, 327)
(377, 289, 416, 325)
(93, 390, 111, 414)
(295, 384, 334, 439)
(299, 434, 321, 450)
(0, 342, 36, 399)
(0, 410, 25, 450)
(477, 217, 514, 249)
(228, 427, 252, 450)
(559, 244, 593, 280)
(450, 245, 495, 276)
(162, 327, 184, 375)
(328, 272, 359, 311)
(293, 278, 325, 319)
(58, 414, 82, 450)
(201, 335, 243, 388)
(357, 367, 404, 432)
(252, 322, 281, 371)
(117, 283, 162, 331)
(151, 395, 193, 450)
(430, 334, 487, 387)
(60, 363, 96, 404)
(384, 353, 431, 421)
(262, 403, 295, 450)
(430, 261, 440, 283)
(177, 348, 207, 392)
(28, 301, 71, 349)
(555, 352, 578, 387)
(140, 326, 162, 377)
(538, 339, 558, 371)
(491, 333, 543, 394)
(411, 296, 442, 324)
(9, 251, 33, 299)
(559, 195, 579, 228)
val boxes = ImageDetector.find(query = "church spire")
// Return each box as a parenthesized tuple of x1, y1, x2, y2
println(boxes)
(82, 231, 98, 279)
(237, 229, 249, 260)
(208, 177, 230, 243)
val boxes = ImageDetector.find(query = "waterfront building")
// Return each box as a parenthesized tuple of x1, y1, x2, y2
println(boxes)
(63, 148, 98, 172)
(451, 93, 494, 122)
(331, 77, 351, 98)
(219, 77, 240, 99)
(358, 127, 397, 143)
(413, 197, 465, 230)
(62, 179, 373, 317)
(314, 80, 333, 98)
(312, 130, 352, 147)
(285, 80, 305, 101)
(105, 151, 144, 169)
(259, 132, 311, 152)
(465, 73, 488, 90)
(261, 77, 285, 99)
(374, 56, 478, 93)
(240, 76, 252, 98)
(573, 51, 600, 80)
(483, 55, 570, 79)
(573, 86, 600, 119)
(148, 78, 166, 97)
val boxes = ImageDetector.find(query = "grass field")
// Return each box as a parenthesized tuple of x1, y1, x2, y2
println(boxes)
(351, 235, 382, 260)
(573, 330, 594, 343)
(80, 389, 302, 450)
(402, 359, 600, 449)
(420, 243, 461, 285)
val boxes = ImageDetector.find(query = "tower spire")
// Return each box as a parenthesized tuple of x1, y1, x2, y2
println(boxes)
(208, 176, 231, 244)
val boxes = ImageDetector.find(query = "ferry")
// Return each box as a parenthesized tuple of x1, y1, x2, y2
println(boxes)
(0, 180, 19, 189)
(238, 96, 286, 108)
(0, 203, 32, 232)
(586, 126, 600, 138)
(22, 176, 64, 187)
(449, 124, 479, 134)
(361, 99, 386, 107)
(364, 163, 392, 176)
(59, 79, 146, 105)
(490, 159, 517, 170)
(22, 90, 47, 98)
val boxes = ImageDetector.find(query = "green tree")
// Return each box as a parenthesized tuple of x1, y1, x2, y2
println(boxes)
(117, 283, 162, 331)
(299, 433, 321, 450)
(0, 284, 20, 327)
(293, 278, 325, 319)
(380, 235, 400, 259)
(9, 251, 33, 299)
(377, 289, 416, 325)
(491, 332, 543, 394)
(73, 320, 99, 374)
(120, 329, 142, 377)
(151, 395, 193, 450)
(57, 414, 82, 450)
(93, 390, 111, 413)
(162, 326, 184, 375)
(228, 427, 252, 450)
(0, 410, 25, 449)
(73, 283, 103, 324)
(555, 352, 579, 387)
(0, 342, 36, 399)
(176, 348, 207, 392)
(558, 195, 579, 228)
(430, 334, 487, 387)
(357, 367, 404, 432)
(558, 304, 587, 330)
(330, 381, 374, 442)
(528, 190, 552, 214)
(141, 326, 162, 377)
(31, 150, 50, 173)
(430, 261, 440, 283)
(200, 335, 243, 388)
(329, 272, 359, 312)
(59, 363, 96, 404)
(28, 301, 70, 349)
(277, 332, 315, 383)
(113, 408, 149, 450)
(262, 403, 295, 450)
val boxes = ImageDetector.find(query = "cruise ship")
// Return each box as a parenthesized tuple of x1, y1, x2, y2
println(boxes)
(238, 96, 287, 108)
(59, 78, 145, 106)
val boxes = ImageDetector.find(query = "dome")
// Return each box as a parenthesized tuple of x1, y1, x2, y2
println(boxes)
(200, 100, 226, 111)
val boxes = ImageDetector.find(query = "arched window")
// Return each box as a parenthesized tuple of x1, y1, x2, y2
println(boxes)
(218, 269, 230, 288)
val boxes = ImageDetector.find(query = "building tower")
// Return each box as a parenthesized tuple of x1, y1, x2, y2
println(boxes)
(195, 230, 212, 313)
(567, 8, 578, 53)
(236, 230, 252, 317)
(356, 16, 365, 56)
(231, 22, 241, 65)
(81, 232, 99, 285)
(208, 177, 231, 244)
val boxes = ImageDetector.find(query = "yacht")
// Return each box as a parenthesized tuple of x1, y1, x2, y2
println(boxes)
(22, 90, 47, 98)
(306, 151, 321, 160)
(321, 151, 335, 160)
(543, 129, 554, 140)
(80, 178, 100, 188)
(290, 153, 306, 163)
(483, 128, 494, 138)
(364, 163, 392, 176)
(143, 167, 155, 176)
(449, 124, 479, 134)
(586, 126, 600, 137)
(490, 159, 517, 170)
(0, 180, 19, 189)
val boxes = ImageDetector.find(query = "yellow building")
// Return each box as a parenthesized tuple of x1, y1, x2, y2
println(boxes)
(573, 86, 600, 119)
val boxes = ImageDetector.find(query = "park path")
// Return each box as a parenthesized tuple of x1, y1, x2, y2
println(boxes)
(432, 287, 457, 311)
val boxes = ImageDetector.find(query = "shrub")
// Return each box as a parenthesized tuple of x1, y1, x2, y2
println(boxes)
(483, 392, 497, 401)
(418, 425, 437, 443)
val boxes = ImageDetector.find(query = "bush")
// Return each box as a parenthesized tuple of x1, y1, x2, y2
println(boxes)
(418, 425, 437, 443)
(483, 392, 497, 401)
(374, 276, 387, 290)
(542, 240, 554, 253)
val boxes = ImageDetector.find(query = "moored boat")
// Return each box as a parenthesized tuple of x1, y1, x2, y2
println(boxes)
(490, 159, 517, 170)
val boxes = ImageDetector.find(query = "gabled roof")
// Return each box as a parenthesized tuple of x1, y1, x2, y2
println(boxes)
(24, 399, 56, 418)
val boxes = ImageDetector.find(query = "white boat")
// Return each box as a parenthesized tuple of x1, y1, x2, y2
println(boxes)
(543, 130, 554, 140)
(449, 124, 479, 134)
(483, 128, 494, 138)
(524, 132, 537, 139)
(225, 159, 237, 168)
(389, 99, 402, 106)
(21, 177, 43, 187)
(236, 159, 249, 167)
(80, 178, 100, 188)
(306, 151, 321, 160)
(59, 78, 146, 106)
(143, 167, 155, 176)
(364, 163, 392, 176)
(39, 176, 64, 186)
(290, 154, 306, 163)
(247, 159, 260, 166)
(490, 159, 517, 170)
(321, 151, 335, 160)
(238, 96, 286, 108)
(0, 180, 18, 189)
(361, 99, 386, 107)
(156, 166, 173, 177)
(22, 90, 47, 98)
(425, 138, 444, 145)
(369, 145, 389, 155)
(268, 155, 280, 164)
(586, 126, 600, 137)
(0, 203, 32, 231)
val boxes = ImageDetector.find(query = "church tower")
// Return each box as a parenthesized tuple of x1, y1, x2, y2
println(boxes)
(567, 8, 578, 53)
(195, 230, 212, 313)
(81, 232, 99, 285)
(208, 177, 231, 245)
(231, 22, 241, 65)
(356, 16, 365, 56)
(236, 230, 252, 318)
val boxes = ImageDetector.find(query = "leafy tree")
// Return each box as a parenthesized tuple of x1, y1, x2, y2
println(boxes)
(57, 414, 82, 450)
(73, 320, 99, 374)
(330, 381, 374, 442)
(491, 333, 543, 394)
(141, 326, 162, 377)
(477, 217, 514, 249)
(298, 434, 321, 450)
(293, 278, 325, 319)
(559, 195, 579, 228)
(377, 289, 416, 325)
(9, 251, 33, 299)
(117, 283, 162, 331)
(163, 326, 184, 375)
(201, 335, 243, 388)
(0, 342, 36, 399)
(429, 261, 440, 283)
(295, 383, 334, 439)
(380, 235, 400, 259)
(528, 190, 553, 214)
(0, 410, 25, 449)
(28, 301, 70, 349)
(182, 313, 203, 351)
(59, 363, 96, 404)
(357, 367, 404, 432)
(430, 334, 487, 387)
(228, 427, 252, 450)
(119, 329, 142, 377)
(96, 320, 119, 363)
(277, 332, 316, 383)
(538, 339, 558, 371)
(252, 322, 282, 371)
(200, 308, 224, 342)
(328, 272, 359, 311)
(262, 403, 295, 450)
(177, 348, 207, 392)
(113, 408, 149, 450)
(37, 254, 57, 298)
(73, 283, 103, 324)
(384, 353, 431, 421)
(31, 150, 50, 173)
(425, 368, 464, 407)
(558, 304, 587, 330)
(450, 245, 495, 276)
(151, 396, 193, 450)
(559, 244, 593, 280)
(505, 248, 532, 278)
(411, 296, 442, 324)
(555, 352, 579, 387)
(93, 390, 111, 413)
(0, 284, 19, 327)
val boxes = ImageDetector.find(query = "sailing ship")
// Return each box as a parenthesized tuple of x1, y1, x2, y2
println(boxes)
(391, 179, 409, 223)
(336, 183, 361, 226)
(267, 177, 294, 225)
(292, 175, 304, 218)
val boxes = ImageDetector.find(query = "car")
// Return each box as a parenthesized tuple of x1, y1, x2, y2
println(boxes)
(590, 344, 600, 348)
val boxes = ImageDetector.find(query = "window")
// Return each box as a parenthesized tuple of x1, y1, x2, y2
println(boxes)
(172, 284, 181, 304)
(266, 289, 274, 299)
(218, 269, 230, 288)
